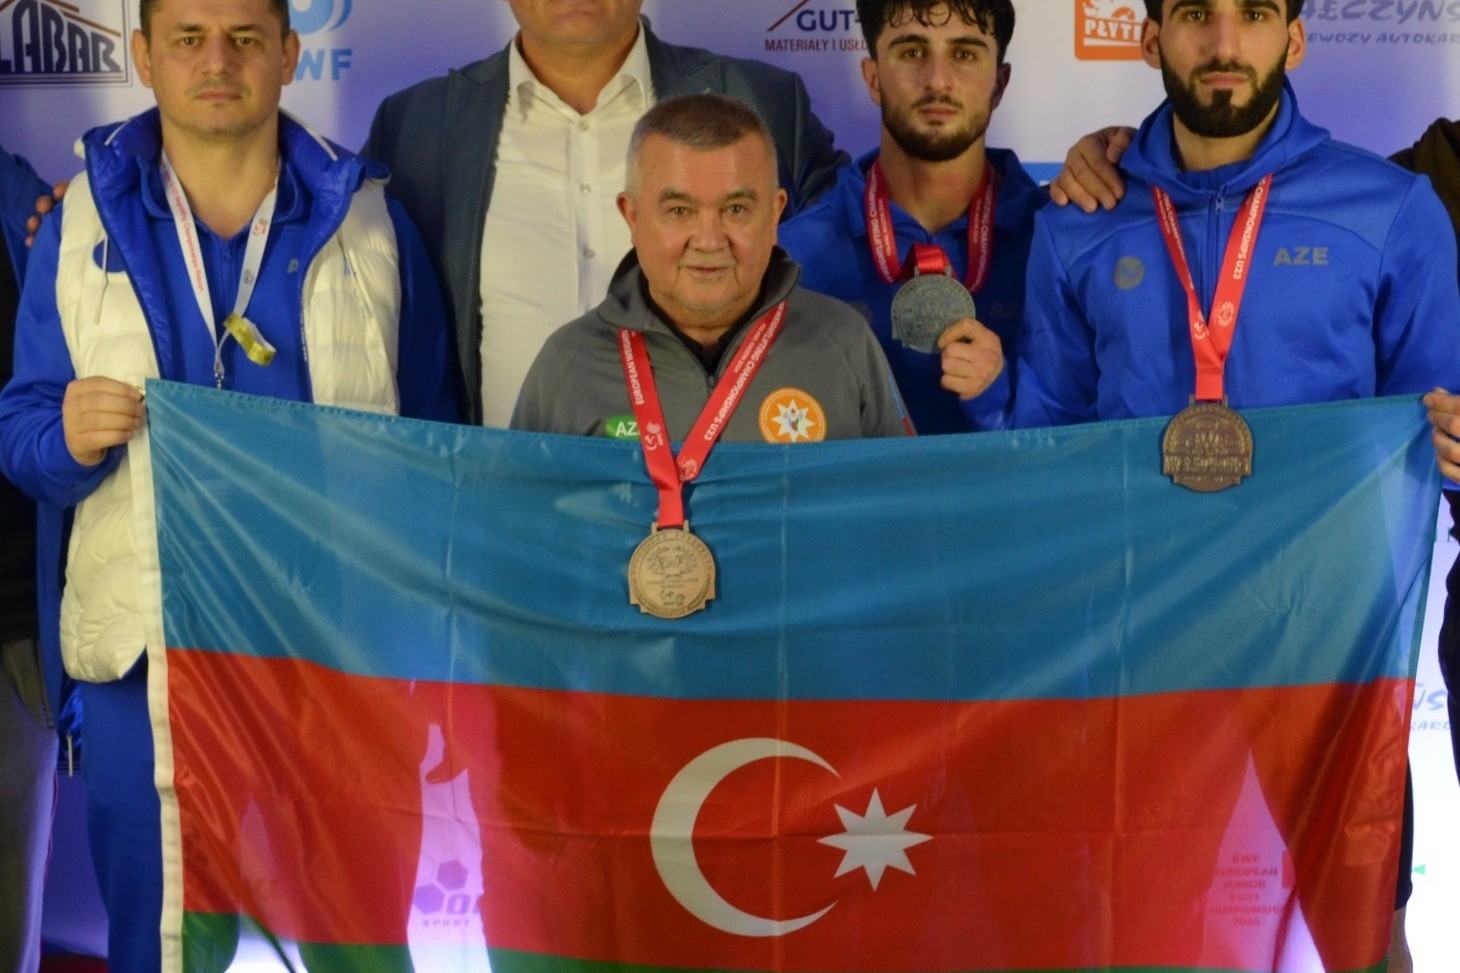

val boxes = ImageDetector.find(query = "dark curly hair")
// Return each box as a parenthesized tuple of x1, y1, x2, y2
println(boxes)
(857, 0, 1016, 63)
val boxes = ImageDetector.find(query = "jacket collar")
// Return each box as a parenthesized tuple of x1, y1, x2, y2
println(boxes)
(81, 108, 378, 231)
(837, 146, 1045, 239)
(1122, 80, 1329, 202)
(598, 247, 802, 336)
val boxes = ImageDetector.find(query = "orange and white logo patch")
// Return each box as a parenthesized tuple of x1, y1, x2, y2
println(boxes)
(758, 388, 827, 444)
(1075, 0, 1144, 61)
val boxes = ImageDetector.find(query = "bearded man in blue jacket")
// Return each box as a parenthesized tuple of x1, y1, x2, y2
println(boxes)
(0, 1, 457, 970)
(974, 0, 1460, 969)
(1012, 0, 1459, 427)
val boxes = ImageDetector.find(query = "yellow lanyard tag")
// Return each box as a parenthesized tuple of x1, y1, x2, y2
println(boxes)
(222, 314, 277, 366)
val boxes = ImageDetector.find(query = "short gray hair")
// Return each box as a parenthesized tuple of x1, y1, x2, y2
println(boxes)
(625, 93, 778, 194)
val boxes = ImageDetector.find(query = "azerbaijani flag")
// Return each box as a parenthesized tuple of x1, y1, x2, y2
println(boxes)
(138, 383, 1435, 973)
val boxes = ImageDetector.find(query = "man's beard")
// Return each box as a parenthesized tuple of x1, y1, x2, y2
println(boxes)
(1161, 55, 1286, 140)
(882, 95, 988, 163)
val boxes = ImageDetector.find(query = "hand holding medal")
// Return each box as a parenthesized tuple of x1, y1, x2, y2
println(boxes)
(936, 317, 1005, 401)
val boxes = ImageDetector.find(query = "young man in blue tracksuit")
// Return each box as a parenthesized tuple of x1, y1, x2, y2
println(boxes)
(0, 1, 456, 970)
(1, 143, 55, 973)
(1016, 76, 1459, 424)
(779, 0, 1036, 435)
(989, 2, 1460, 970)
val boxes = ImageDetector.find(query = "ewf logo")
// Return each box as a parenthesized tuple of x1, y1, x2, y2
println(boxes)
(289, 0, 352, 81)
(290, 0, 351, 35)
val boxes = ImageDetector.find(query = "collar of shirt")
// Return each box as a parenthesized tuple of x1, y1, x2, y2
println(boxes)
(506, 21, 653, 120)
(139, 155, 307, 232)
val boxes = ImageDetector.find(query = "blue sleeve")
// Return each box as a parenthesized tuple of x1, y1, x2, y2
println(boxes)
(388, 197, 460, 423)
(0, 150, 49, 279)
(781, 76, 848, 219)
(1374, 176, 1460, 396)
(1011, 214, 1100, 430)
(0, 203, 120, 506)
(958, 366, 1012, 431)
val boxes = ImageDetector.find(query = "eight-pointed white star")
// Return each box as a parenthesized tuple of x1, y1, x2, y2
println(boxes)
(773, 400, 816, 442)
(817, 789, 930, 890)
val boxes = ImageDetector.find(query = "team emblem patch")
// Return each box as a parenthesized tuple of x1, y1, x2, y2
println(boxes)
(758, 388, 827, 444)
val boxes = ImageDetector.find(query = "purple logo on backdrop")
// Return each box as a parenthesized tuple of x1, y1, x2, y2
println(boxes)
(1307, 0, 1460, 46)
(289, 0, 352, 81)
(413, 858, 481, 928)
(0, 0, 129, 86)
(765, 0, 866, 54)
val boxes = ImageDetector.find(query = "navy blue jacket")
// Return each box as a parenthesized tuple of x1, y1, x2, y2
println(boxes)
(0, 147, 48, 677)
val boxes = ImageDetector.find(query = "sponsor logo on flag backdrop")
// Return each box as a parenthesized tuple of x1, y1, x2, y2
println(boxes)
(140, 383, 1436, 973)
(1075, 0, 1143, 60)
(764, 0, 867, 54)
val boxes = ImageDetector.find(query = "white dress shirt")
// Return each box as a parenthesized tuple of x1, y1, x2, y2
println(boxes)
(477, 28, 654, 428)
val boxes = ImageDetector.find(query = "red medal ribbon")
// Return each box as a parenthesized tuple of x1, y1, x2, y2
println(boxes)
(1152, 175, 1273, 402)
(865, 157, 999, 292)
(618, 302, 788, 529)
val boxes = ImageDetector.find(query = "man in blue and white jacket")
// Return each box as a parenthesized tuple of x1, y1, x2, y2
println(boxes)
(0, 1, 456, 970)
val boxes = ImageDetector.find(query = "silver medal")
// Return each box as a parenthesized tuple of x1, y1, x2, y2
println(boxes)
(890, 272, 977, 353)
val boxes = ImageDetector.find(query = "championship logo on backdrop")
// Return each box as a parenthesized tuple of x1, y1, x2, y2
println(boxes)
(1075, 0, 1143, 61)
(0, 0, 129, 85)
(764, 0, 867, 54)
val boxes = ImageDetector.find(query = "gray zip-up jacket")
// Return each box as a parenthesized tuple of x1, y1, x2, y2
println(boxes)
(512, 249, 910, 442)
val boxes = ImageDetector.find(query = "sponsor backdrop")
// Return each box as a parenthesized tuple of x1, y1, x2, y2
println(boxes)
(1, 0, 1455, 966)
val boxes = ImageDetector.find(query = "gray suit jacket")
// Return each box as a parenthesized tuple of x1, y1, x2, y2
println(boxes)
(363, 19, 848, 423)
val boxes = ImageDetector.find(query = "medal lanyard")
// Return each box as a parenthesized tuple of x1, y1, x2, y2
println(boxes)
(1152, 175, 1272, 403)
(618, 302, 788, 528)
(865, 157, 999, 290)
(159, 152, 279, 386)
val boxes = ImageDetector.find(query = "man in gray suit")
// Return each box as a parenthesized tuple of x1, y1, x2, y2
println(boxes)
(363, 0, 847, 426)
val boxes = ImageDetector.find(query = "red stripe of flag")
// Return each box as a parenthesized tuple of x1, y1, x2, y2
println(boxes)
(167, 649, 1406, 972)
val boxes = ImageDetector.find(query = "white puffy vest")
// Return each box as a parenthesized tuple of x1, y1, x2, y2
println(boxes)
(55, 169, 402, 682)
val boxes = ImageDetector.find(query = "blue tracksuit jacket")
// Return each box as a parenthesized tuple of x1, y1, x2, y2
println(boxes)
(779, 148, 1046, 434)
(1014, 83, 1460, 428)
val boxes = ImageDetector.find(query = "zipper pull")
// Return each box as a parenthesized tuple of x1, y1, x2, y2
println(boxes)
(67, 734, 75, 777)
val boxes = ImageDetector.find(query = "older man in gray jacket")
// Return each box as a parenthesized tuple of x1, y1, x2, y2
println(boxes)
(512, 94, 906, 444)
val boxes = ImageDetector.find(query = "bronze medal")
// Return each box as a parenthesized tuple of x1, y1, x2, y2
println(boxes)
(1162, 400, 1253, 492)
(890, 272, 977, 353)
(628, 524, 717, 619)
